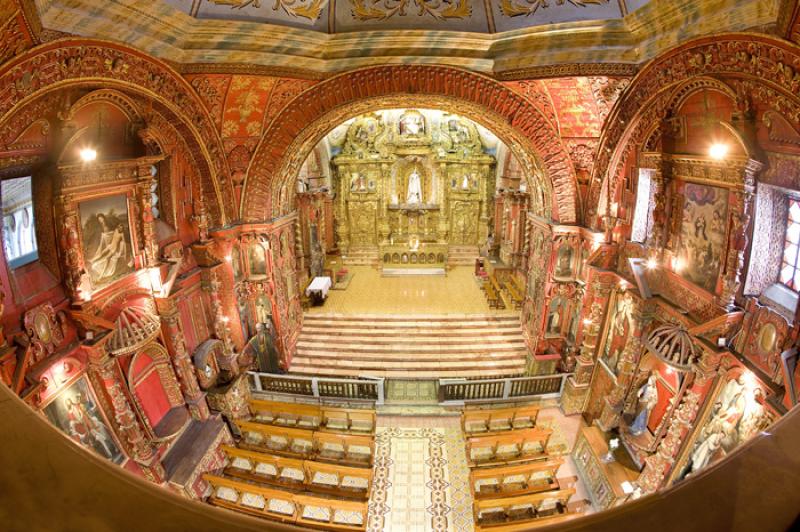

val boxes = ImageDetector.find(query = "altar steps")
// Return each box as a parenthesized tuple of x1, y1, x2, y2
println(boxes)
(290, 314, 528, 379)
(342, 247, 378, 266)
(448, 245, 480, 266)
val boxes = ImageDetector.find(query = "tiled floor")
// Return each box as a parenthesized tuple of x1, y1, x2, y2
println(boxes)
(370, 409, 591, 531)
(307, 266, 517, 315)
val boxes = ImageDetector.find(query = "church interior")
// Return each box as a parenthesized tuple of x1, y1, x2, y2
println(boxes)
(1, 0, 800, 531)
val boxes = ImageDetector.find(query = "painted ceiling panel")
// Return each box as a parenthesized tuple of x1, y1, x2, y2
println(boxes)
(162, 0, 650, 34)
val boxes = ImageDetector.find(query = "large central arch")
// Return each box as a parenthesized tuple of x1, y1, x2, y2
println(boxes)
(242, 65, 579, 224)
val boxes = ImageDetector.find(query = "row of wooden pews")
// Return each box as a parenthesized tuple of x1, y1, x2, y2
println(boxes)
(461, 404, 588, 530)
(481, 272, 524, 310)
(204, 399, 377, 530)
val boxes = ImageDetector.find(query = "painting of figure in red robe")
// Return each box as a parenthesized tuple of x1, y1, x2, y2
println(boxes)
(42, 376, 125, 464)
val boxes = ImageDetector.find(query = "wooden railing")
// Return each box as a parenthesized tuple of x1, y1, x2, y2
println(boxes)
(438, 373, 571, 404)
(248, 372, 385, 405)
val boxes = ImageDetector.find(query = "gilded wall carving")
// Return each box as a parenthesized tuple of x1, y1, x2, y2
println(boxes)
(331, 110, 494, 252)
(350, 0, 471, 21)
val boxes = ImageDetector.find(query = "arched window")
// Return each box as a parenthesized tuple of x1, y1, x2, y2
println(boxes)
(1, 176, 38, 268)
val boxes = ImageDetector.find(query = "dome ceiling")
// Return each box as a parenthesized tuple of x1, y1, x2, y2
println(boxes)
(31, 0, 778, 75)
(163, 0, 651, 34)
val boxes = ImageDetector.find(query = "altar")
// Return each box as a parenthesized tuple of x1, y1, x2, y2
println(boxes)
(331, 109, 495, 257)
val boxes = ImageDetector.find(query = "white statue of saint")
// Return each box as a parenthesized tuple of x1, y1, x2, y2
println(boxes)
(630, 373, 659, 436)
(406, 169, 423, 204)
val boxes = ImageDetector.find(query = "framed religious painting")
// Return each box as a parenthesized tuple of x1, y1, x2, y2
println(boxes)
(675, 182, 729, 294)
(79, 194, 135, 291)
(41, 374, 125, 465)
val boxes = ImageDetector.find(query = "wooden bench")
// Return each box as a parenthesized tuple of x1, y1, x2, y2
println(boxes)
(470, 458, 568, 499)
(237, 421, 316, 460)
(462, 405, 540, 435)
(250, 400, 376, 435)
(314, 431, 375, 468)
(221, 445, 372, 499)
(504, 283, 524, 310)
(473, 488, 577, 530)
(466, 428, 552, 468)
(236, 420, 374, 467)
(204, 474, 368, 531)
(320, 407, 376, 435)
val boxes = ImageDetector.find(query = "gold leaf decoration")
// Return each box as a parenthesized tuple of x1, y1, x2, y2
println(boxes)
(208, 0, 328, 22)
(350, 0, 473, 22)
(500, 0, 608, 18)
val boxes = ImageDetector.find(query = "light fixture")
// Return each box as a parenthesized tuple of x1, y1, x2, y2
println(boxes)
(672, 257, 685, 272)
(80, 147, 97, 162)
(582, 318, 592, 326)
(646, 258, 658, 270)
(221, 316, 230, 324)
(225, 255, 232, 263)
(708, 143, 728, 161)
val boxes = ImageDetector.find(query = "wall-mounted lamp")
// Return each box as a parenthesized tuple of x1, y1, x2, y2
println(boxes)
(80, 147, 98, 163)
(646, 258, 658, 270)
(708, 143, 728, 161)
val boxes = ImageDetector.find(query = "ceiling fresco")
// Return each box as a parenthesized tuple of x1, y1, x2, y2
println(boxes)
(164, 0, 650, 33)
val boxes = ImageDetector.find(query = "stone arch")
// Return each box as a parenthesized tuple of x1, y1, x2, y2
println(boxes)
(0, 38, 234, 225)
(589, 33, 800, 226)
(242, 65, 578, 224)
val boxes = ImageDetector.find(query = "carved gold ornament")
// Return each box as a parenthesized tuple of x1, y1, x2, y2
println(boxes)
(210, 0, 328, 22)
(350, 0, 472, 21)
(500, 0, 608, 17)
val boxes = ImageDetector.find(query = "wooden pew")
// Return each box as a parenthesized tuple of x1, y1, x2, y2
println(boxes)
(314, 431, 374, 468)
(237, 420, 316, 459)
(473, 487, 577, 531)
(221, 445, 372, 499)
(204, 474, 368, 531)
(466, 427, 552, 468)
(320, 406, 376, 435)
(250, 399, 321, 429)
(470, 458, 568, 499)
(236, 420, 374, 467)
(462, 405, 540, 435)
(294, 493, 369, 531)
(249, 400, 377, 435)
(205, 473, 298, 524)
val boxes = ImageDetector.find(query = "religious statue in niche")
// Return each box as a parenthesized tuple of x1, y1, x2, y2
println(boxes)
(399, 110, 425, 136)
(554, 244, 574, 278)
(679, 374, 772, 479)
(406, 168, 423, 204)
(255, 293, 272, 325)
(676, 183, 728, 293)
(246, 320, 282, 373)
(79, 195, 134, 289)
(42, 376, 125, 464)
(600, 291, 633, 374)
(248, 242, 267, 277)
(231, 244, 243, 281)
(629, 372, 659, 436)
(546, 297, 565, 336)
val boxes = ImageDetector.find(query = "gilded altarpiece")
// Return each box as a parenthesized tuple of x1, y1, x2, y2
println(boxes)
(332, 111, 495, 260)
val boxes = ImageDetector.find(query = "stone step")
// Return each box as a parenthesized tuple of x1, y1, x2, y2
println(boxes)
(295, 348, 527, 360)
(297, 333, 524, 345)
(303, 313, 519, 323)
(288, 364, 525, 380)
(292, 312, 527, 379)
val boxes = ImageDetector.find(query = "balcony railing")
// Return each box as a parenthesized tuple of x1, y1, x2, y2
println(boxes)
(247, 371, 385, 404)
(438, 373, 571, 404)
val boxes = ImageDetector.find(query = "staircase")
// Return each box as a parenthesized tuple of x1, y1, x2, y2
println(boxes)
(290, 314, 528, 379)
(447, 245, 480, 266)
(342, 247, 379, 266)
